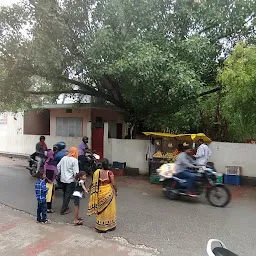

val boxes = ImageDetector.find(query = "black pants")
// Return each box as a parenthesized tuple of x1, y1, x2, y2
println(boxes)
(47, 202, 52, 210)
(61, 182, 75, 214)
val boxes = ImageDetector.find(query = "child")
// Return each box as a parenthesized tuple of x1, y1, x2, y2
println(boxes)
(35, 171, 50, 224)
(73, 171, 88, 225)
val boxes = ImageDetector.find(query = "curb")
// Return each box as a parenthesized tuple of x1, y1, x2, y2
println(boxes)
(0, 152, 29, 159)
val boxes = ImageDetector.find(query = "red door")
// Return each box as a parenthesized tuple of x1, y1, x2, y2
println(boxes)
(92, 127, 104, 159)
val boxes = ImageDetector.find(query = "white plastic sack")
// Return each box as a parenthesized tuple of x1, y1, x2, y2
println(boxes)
(157, 163, 176, 179)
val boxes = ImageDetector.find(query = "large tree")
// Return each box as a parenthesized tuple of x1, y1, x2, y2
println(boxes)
(0, 0, 255, 132)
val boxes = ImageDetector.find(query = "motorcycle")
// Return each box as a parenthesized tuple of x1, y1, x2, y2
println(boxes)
(158, 165, 231, 207)
(207, 239, 238, 256)
(26, 152, 46, 177)
(79, 151, 101, 175)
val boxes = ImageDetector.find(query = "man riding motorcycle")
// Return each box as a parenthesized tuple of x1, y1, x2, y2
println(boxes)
(175, 145, 201, 196)
(78, 136, 91, 172)
(35, 136, 47, 172)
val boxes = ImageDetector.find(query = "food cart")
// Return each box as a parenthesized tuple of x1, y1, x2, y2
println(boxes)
(143, 132, 212, 178)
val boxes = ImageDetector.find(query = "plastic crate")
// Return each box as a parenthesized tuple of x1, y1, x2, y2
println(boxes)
(216, 173, 223, 183)
(223, 174, 241, 185)
(112, 161, 126, 169)
(150, 174, 162, 184)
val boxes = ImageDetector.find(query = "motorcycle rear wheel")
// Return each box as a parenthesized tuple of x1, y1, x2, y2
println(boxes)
(206, 185, 231, 207)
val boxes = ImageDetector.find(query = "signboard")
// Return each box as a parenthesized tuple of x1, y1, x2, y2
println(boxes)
(0, 114, 7, 125)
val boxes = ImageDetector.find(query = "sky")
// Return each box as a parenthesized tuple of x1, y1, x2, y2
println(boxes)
(0, 0, 20, 6)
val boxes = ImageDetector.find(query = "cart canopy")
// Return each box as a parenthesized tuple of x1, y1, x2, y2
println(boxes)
(143, 132, 211, 142)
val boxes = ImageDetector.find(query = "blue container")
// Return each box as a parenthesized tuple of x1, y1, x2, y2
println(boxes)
(223, 174, 241, 185)
(112, 161, 126, 169)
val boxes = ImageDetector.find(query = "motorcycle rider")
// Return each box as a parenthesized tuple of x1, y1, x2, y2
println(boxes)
(175, 145, 200, 196)
(78, 136, 90, 172)
(53, 142, 68, 164)
(35, 136, 48, 173)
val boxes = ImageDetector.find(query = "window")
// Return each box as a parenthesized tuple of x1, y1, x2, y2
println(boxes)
(56, 117, 82, 137)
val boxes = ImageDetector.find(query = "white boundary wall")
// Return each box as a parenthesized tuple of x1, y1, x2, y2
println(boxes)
(104, 133, 256, 176)
(209, 142, 256, 177)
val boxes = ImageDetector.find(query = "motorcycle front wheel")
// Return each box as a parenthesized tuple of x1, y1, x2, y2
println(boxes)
(206, 185, 231, 207)
(29, 166, 37, 177)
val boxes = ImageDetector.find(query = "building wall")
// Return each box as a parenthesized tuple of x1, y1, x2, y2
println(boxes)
(0, 112, 91, 155)
(23, 110, 50, 135)
(50, 108, 91, 136)
(91, 109, 125, 138)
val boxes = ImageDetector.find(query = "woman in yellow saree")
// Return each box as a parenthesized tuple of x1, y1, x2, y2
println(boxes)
(88, 158, 117, 232)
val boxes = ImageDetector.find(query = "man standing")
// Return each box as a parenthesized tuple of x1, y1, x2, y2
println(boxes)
(36, 136, 47, 173)
(78, 136, 90, 172)
(194, 139, 212, 166)
(57, 147, 79, 215)
(146, 137, 157, 175)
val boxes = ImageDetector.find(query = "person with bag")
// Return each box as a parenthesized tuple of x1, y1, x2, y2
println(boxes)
(88, 158, 117, 233)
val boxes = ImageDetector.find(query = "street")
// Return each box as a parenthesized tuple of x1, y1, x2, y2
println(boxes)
(0, 157, 256, 256)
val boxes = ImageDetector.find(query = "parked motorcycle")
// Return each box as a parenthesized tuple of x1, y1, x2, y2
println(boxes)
(26, 152, 46, 177)
(158, 165, 231, 207)
(207, 239, 238, 256)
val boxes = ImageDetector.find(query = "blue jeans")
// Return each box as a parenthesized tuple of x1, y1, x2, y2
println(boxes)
(37, 201, 47, 222)
(177, 170, 197, 192)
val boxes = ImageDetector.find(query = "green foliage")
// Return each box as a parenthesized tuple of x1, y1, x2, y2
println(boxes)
(219, 44, 256, 141)
(0, 0, 255, 133)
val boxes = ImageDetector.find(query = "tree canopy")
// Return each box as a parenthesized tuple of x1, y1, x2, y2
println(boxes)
(0, 0, 255, 133)
(219, 44, 256, 141)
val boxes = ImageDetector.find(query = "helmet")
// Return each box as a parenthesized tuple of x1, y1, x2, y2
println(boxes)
(53, 144, 58, 152)
(55, 141, 66, 151)
(82, 136, 88, 143)
(40, 135, 45, 141)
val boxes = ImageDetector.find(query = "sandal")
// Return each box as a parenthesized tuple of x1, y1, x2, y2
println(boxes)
(78, 217, 84, 221)
(74, 220, 83, 226)
(60, 209, 70, 215)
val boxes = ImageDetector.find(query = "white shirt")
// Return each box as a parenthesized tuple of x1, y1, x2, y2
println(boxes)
(195, 144, 212, 166)
(57, 156, 79, 184)
(146, 142, 157, 160)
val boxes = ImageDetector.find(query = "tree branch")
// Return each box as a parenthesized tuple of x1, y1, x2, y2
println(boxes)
(59, 77, 125, 108)
(198, 87, 221, 97)
(20, 89, 85, 95)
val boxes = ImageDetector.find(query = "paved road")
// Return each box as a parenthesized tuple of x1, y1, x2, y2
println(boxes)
(0, 162, 256, 255)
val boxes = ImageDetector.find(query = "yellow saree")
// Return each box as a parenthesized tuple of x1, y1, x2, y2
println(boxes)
(46, 182, 55, 203)
(88, 169, 116, 232)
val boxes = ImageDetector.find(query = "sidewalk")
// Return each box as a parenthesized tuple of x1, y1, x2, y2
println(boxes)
(0, 205, 158, 256)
